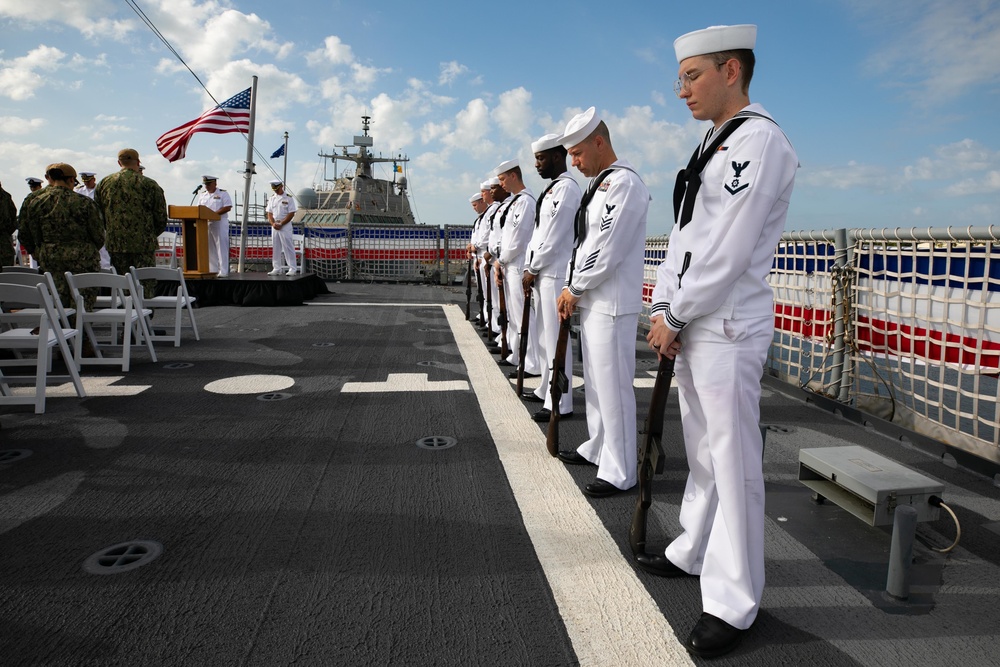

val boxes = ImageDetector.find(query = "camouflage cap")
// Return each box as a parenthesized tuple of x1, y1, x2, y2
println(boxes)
(45, 162, 77, 181)
(118, 148, 140, 161)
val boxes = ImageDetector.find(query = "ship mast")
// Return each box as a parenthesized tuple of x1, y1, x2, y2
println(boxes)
(317, 115, 409, 224)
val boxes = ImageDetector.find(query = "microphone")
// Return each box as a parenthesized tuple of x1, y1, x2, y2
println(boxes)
(192, 184, 202, 195)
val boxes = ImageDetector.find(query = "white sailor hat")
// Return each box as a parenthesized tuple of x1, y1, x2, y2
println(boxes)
(202, 175, 218, 182)
(674, 24, 757, 63)
(25, 177, 42, 185)
(469, 192, 483, 203)
(487, 176, 501, 187)
(80, 171, 96, 179)
(561, 107, 600, 149)
(479, 180, 492, 190)
(493, 159, 518, 176)
(269, 179, 283, 188)
(531, 133, 562, 154)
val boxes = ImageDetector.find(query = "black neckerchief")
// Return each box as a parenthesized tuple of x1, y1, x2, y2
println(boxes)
(673, 111, 776, 229)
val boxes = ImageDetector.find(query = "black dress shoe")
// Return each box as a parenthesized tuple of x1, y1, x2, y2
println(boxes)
(520, 390, 544, 402)
(531, 408, 573, 422)
(634, 553, 694, 578)
(583, 478, 625, 498)
(557, 450, 594, 465)
(685, 613, 746, 659)
(498, 359, 516, 367)
(486, 344, 501, 353)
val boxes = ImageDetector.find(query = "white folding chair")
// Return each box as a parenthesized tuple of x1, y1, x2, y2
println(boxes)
(65, 271, 157, 372)
(129, 265, 200, 347)
(0, 271, 76, 330)
(2, 265, 41, 274)
(157, 231, 179, 268)
(0, 282, 86, 413)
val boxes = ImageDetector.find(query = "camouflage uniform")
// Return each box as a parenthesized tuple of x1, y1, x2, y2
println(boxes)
(16, 186, 103, 312)
(0, 185, 16, 266)
(95, 169, 168, 297)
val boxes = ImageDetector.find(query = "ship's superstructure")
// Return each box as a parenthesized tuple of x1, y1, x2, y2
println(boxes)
(295, 115, 414, 226)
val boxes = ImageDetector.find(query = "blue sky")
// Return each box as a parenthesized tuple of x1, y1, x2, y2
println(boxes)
(0, 0, 997, 236)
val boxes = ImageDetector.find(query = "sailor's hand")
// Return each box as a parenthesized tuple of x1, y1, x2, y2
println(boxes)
(647, 316, 681, 361)
(522, 271, 535, 291)
(556, 288, 578, 321)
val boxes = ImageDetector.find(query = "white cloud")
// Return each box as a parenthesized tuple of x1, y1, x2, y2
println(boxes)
(0, 45, 66, 100)
(0, 0, 134, 40)
(439, 61, 468, 86)
(798, 161, 891, 191)
(855, 0, 1000, 101)
(0, 116, 46, 134)
(945, 171, 1000, 196)
(307, 35, 355, 67)
(491, 87, 534, 143)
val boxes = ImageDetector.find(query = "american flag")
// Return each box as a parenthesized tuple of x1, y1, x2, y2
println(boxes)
(156, 88, 252, 162)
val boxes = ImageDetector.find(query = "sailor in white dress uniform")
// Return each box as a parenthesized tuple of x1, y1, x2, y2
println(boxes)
(524, 133, 580, 417)
(555, 107, 650, 497)
(494, 158, 540, 373)
(197, 175, 233, 276)
(645, 24, 799, 658)
(266, 180, 298, 276)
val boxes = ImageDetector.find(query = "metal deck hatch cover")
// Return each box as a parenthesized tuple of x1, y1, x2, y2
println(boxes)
(83, 540, 163, 575)
(416, 436, 457, 450)
(257, 392, 293, 401)
(164, 362, 194, 369)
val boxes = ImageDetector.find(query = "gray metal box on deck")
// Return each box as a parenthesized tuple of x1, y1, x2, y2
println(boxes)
(798, 445, 943, 527)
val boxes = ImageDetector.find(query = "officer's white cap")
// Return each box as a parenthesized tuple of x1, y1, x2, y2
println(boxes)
(269, 179, 283, 186)
(80, 172, 96, 178)
(561, 107, 600, 149)
(26, 177, 42, 185)
(493, 159, 518, 176)
(531, 133, 562, 154)
(479, 180, 492, 191)
(674, 24, 757, 63)
(202, 175, 218, 182)
(469, 192, 483, 203)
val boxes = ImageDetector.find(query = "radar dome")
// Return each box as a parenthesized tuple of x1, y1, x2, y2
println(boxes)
(296, 187, 318, 209)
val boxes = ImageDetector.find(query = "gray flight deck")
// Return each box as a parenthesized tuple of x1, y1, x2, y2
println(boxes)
(1, 281, 999, 666)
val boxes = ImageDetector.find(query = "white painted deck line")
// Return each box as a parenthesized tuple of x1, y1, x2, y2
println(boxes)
(443, 303, 692, 667)
(341, 373, 469, 393)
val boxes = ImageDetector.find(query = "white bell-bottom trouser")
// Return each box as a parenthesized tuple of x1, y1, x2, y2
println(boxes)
(530, 274, 573, 413)
(664, 314, 771, 631)
(208, 220, 229, 275)
(271, 224, 296, 271)
(502, 265, 540, 373)
(575, 307, 638, 490)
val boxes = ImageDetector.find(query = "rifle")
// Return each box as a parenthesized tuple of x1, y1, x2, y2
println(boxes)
(465, 257, 473, 320)
(475, 259, 485, 323)
(629, 355, 674, 557)
(544, 316, 572, 457)
(515, 281, 532, 394)
(496, 263, 509, 358)
(483, 260, 493, 340)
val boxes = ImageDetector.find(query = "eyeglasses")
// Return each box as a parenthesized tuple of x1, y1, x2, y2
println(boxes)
(673, 61, 727, 96)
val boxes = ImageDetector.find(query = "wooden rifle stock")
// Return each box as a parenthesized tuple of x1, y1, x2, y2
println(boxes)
(629, 355, 674, 557)
(545, 317, 572, 457)
(515, 282, 532, 394)
(465, 258, 473, 320)
(496, 264, 509, 358)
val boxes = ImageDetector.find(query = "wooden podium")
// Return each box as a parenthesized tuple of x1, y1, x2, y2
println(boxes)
(169, 205, 220, 278)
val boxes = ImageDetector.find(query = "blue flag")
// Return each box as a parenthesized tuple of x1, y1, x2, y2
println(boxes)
(271, 144, 285, 158)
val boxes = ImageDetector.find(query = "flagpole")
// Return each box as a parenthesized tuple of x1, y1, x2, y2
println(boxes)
(237, 75, 258, 274)
(282, 131, 288, 184)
